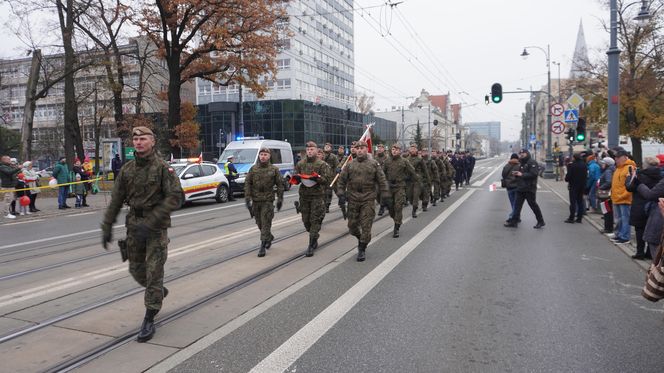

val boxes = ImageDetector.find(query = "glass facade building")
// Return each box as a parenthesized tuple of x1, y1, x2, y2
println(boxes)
(197, 99, 396, 160)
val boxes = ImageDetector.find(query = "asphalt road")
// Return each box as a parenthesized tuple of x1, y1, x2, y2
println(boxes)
(166, 158, 664, 373)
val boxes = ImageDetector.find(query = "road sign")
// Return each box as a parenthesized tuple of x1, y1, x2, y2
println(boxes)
(564, 109, 579, 123)
(530, 134, 536, 141)
(550, 103, 564, 117)
(551, 121, 566, 134)
(566, 93, 584, 108)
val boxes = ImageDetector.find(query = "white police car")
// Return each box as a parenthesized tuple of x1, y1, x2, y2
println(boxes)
(170, 159, 230, 203)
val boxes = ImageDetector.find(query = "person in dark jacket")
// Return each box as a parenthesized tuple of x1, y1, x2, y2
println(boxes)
(630, 158, 664, 259)
(1, 155, 21, 219)
(625, 157, 662, 259)
(565, 153, 588, 223)
(452, 153, 466, 190)
(504, 149, 545, 229)
(598, 157, 616, 234)
(464, 152, 476, 185)
(501, 153, 521, 221)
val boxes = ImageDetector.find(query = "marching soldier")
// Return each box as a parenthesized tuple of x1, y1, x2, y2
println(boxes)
(337, 141, 390, 261)
(433, 151, 446, 203)
(244, 147, 284, 257)
(406, 144, 430, 218)
(101, 126, 183, 343)
(374, 144, 388, 216)
(442, 151, 455, 197)
(383, 143, 419, 238)
(322, 143, 339, 212)
(293, 141, 332, 257)
(423, 150, 440, 206)
(420, 149, 438, 209)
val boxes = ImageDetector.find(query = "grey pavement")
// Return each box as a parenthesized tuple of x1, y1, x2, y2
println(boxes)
(0, 191, 113, 225)
(168, 167, 662, 373)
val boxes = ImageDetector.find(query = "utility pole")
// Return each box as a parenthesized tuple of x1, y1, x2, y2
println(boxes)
(607, 0, 620, 148)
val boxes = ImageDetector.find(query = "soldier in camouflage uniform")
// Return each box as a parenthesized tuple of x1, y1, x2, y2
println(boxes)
(337, 140, 390, 261)
(383, 143, 419, 238)
(322, 143, 338, 212)
(245, 147, 284, 257)
(441, 151, 455, 197)
(406, 144, 430, 218)
(101, 126, 182, 343)
(433, 152, 446, 203)
(421, 149, 439, 208)
(293, 141, 332, 256)
(374, 144, 388, 216)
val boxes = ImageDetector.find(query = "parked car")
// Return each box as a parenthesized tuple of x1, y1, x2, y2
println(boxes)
(169, 160, 231, 204)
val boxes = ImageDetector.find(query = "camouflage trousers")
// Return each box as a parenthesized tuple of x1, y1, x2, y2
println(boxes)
(126, 226, 168, 311)
(300, 196, 325, 240)
(348, 199, 376, 244)
(442, 179, 453, 196)
(432, 181, 441, 200)
(324, 188, 334, 209)
(388, 187, 406, 225)
(252, 201, 275, 242)
(406, 181, 420, 209)
(420, 183, 431, 206)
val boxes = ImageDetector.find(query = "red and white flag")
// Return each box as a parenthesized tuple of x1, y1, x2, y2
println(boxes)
(197, 152, 203, 163)
(359, 123, 374, 153)
(489, 183, 496, 192)
(600, 200, 611, 215)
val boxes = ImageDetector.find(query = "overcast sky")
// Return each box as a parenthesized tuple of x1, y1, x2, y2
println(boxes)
(353, 0, 609, 141)
(1, 0, 609, 142)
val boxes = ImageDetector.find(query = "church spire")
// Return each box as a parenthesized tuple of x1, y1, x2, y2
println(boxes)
(570, 19, 590, 79)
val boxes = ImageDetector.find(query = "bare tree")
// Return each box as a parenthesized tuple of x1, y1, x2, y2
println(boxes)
(356, 93, 375, 115)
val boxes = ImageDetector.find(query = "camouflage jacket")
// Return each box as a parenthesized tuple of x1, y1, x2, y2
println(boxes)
(406, 154, 431, 185)
(433, 156, 447, 179)
(423, 157, 439, 185)
(295, 156, 332, 198)
(245, 162, 284, 202)
(374, 152, 387, 167)
(338, 154, 389, 202)
(323, 152, 339, 173)
(103, 151, 182, 229)
(443, 157, 456, 179)
(383, 154, 419, 189)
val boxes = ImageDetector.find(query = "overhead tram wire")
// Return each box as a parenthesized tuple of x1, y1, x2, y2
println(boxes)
(354, 65, 410, 98)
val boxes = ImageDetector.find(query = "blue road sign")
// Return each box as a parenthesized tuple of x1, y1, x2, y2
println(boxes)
(564, 109, 579, 123)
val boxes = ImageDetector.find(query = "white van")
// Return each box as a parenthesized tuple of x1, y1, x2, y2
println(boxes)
(218, 137, 295, 195)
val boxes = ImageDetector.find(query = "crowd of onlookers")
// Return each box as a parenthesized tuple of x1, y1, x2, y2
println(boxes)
(1, 154, 97, 219)
(561, 147, 664, 260)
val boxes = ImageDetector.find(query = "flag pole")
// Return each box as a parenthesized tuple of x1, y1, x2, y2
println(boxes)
(330, 123, 373, 187)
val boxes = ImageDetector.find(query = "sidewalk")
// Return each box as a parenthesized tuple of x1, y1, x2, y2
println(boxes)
(1, 191, 113, 225)
(539, 178, 649, 271)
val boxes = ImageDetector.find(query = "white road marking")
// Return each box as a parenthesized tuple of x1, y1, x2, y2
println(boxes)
(249, 190, 475, 373)
(66, 211, 97, 217)
(0, 214, 302, 308)
(1, 219, 45, 226)
(0, 194, 299, 250)
(471, 164, 501, 187)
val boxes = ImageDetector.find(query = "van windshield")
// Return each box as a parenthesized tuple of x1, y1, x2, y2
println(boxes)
(219, 149, 257, 164)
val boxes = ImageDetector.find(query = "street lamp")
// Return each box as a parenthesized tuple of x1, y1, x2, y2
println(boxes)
(521, 44, 554, 179)
(608, 0, 652, 148)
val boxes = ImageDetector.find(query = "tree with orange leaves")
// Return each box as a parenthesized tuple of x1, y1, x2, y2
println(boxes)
(170, 102, 200, 156)
(136, 0, 288, 153)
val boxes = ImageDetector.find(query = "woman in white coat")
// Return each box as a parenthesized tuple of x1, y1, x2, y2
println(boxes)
(22, 161, 40, 212)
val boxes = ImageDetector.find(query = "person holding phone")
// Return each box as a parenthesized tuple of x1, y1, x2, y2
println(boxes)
(609, 150, 636, 244)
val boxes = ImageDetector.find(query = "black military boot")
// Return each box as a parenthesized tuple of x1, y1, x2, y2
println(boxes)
(357, 242, 367, 262)
(305, 236, 317, 257)
(412, 206, 417, 218)
(137, 308, 159, 343)
(393, 224, 400, 238)
(258, 241, 267, 257)
(377, 205, 385, 216)
(422, 202, 428, 211)
(432, 199, 437, 206)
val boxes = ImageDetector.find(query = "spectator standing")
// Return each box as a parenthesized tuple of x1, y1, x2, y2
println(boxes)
(73, 158, 90, 207)
(52, 157, 71, 209)
(597, 157, 616, 234)
(111, 153, 123, 180)
(14, 173, 29, 215)
(501, 153, 521, 222)
(625, 157, 662, 259)
(610, 150, 636, 243)
(632, 166, 664, 259)
(586, 155, 601, 211)
(73, 174, 86, 208)
(21, 161, 40, 212)
(565, 153, 588, 223)
(0, 155, 21, 219)
(504, 149, 545, 229)
(9, 158, 19, 215)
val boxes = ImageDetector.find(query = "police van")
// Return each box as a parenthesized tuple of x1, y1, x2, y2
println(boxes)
(218, 137, 295, 195)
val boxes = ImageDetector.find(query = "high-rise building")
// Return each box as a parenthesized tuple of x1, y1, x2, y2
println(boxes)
(466, 121, 501, 141)
(196, 0, 355, 110)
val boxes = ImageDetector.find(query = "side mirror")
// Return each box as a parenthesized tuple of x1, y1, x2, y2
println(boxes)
(183, 173, 194, 179)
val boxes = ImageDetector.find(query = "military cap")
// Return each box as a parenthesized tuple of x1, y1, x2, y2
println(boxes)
(391, 143, 401, 149)
(305, 141, 317, 148)
(132, 126, 154, 136)
(351, 141, 357, 146)
(377, 143, 385, 147)
(259, 147, 270, 154)
(355, 140, 368, 148)
(325, 142, 333, 147)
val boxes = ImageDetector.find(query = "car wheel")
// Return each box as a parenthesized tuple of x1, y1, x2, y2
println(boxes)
(216, 184, 229, 203)
(284, 177, 292, 191)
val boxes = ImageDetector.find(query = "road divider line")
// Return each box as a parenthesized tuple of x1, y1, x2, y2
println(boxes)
(472, 163, 501, 187)
(249, 189, 475, 373)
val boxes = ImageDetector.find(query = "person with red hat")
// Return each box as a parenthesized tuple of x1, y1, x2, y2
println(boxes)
(14, 173, 30, 216)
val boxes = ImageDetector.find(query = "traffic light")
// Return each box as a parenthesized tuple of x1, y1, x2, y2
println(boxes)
(576, 117, 586, 142)
(491, 83, 503, 103)
(567, 129, 576, 142)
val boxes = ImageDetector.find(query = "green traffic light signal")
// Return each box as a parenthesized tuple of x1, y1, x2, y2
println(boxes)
(491, 83, 502, 104)
(576, 132, 586, 142)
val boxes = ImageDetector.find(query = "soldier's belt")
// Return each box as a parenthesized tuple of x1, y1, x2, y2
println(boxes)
(131, 208, 146, 218)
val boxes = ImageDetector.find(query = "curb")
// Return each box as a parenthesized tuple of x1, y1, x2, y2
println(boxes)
(0, 206, 106, 226)
(539, 179, 649, 272)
